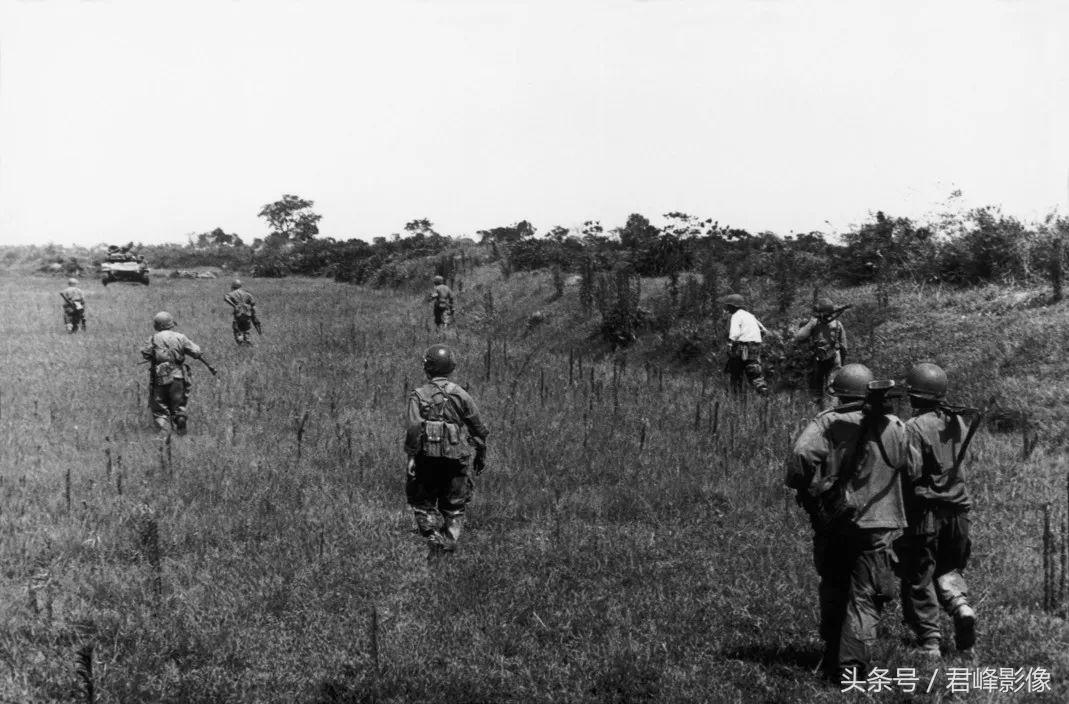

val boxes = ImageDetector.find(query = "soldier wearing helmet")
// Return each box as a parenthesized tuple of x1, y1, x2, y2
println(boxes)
(718, 293, 769, 395)
(897, 362, 977, 657)
(403, 344, 489, 553)
(224, 279, 260, 345)
(793, 297, 849, 410)
(786, 363, 917, 682)
(140, 312, 217, 434)
(59, 278, 86, 334)
(427, 275, 454, 332)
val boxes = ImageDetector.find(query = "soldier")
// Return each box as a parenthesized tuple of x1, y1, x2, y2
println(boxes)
(786, 364, 916, 682)
(404, 344, 488, 553)
(428, 275, 454, 332)
(794, 298, 849, 409)
(59, 278, 86, 333)
(223, 279, 260, 345)
(140, 311, 217, 434)
(898, 362, 976, 657)
(719, 293, 769, 395)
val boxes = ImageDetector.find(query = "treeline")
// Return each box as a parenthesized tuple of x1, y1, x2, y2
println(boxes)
(11, 202, 1067, 298)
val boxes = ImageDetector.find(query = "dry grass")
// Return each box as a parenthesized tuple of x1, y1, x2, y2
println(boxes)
(0, 273, 1066, 703)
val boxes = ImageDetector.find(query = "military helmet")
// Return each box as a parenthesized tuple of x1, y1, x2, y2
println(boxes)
(67, 278, 78, 286)
(905, 362, 947, 401)
(153, 311, 176, 331)
(433, 275, 444, 285)
(231, 279, 243, 290)
(813, 297, 835, 315)
(829, 363, 875, 400)
(719, 293, 745, 309)
(423, 344, 456, 376)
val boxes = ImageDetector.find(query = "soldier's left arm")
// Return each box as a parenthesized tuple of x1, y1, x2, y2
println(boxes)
(838, 322, 848, 354)
(457, 388, 489, 441)
(785, 420, 828, 491)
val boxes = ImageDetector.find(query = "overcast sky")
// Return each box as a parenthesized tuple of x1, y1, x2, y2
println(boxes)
(1, 0, 1067, 246)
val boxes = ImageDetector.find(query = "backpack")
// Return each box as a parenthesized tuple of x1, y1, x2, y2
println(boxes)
(413, 381, 472, 460)
(230, 294, 252, 320)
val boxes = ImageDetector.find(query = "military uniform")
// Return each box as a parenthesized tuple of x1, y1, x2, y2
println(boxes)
(787, 405, 917, 679)
(794, 317, 847, 409)
(898, 409, 974, 651)
(428, 283, 454, 328)
(141, 327, 212, 433)
(404, 376, 488, 549)
(224, 287, 258, 345)
(60, 285, 86, 333)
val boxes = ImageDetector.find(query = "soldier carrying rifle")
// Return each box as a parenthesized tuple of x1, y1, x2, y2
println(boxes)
(224, 279, 261, 346)
(786, 365, 917, 683)
(141, 311, 217, 434)
(60, 278, 86, 334)
(897, 362, 979, 658)
(794, 298, 850, 410)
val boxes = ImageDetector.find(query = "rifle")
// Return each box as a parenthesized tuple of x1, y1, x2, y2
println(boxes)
(253, 316, 263, 336)
(818, 304, 852, 323)
(949, 396, 994, 471)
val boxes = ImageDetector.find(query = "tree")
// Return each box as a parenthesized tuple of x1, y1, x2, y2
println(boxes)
(195, 227, 244, 248)
(403, 219, 439, 238)
(258, 194, 322, 246)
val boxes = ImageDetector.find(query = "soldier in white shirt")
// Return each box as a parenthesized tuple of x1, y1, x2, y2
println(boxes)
(720, 293, 769, 395)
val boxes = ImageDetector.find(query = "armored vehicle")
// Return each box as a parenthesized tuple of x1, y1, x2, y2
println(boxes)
(100, 247, 150, 285)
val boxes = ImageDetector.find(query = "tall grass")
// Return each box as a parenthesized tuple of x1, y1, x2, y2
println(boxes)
(0, 275, 1065, 702)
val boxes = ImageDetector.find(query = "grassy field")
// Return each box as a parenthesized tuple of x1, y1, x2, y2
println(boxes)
(0, 272, 1067, 703)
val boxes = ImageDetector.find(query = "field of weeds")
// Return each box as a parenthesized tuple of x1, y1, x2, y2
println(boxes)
(0, 273, 1067, 703)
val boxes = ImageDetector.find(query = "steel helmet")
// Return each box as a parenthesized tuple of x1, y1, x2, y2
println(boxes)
(720, 293, 745, 308)
(813, 297, 835, 315)
(67, 278, 78, 286)
(423, 344, 456, 376)
(153, 311, 176, 331)
(433, 275, 445, 285)
(231, 279, 243, 290)
(829, 363, 875, 400)
(905, 362, 947, 401)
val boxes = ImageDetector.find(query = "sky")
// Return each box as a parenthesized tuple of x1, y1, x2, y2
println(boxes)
(1, 0, 1067, 246)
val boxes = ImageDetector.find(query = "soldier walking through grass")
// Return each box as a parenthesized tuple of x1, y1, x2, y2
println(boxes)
(224, 279, 260, 345)
(897, 362, 977, 658)
(141, 311, 217, 434)
(793, 297, 849, 409)
(786, 364, 917, 682)
(404, 344, 488, 553)
(719, 293, 769, 395)
(428, 275, 454, 332)
(60, 278, 86, 334)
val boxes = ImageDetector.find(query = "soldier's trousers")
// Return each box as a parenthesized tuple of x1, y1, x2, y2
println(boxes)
(808, 354, 841, 409)
(896, 509, 971, 644)
(233, 316, 253, 344)
(814, 527, 897, 675)
(149, 379, 190, 431)
(725, 352, 768, 395)
(434, 306, 453, 328)
(406, 457, 473, 536)
(64, 310, 84, 334)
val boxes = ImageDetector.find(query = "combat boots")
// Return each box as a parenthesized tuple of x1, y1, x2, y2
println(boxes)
(953, 604, 976, 652)
(440, 514, 463, 552)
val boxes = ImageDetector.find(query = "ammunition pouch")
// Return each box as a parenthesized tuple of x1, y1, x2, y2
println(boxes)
(730, 342, 759, 361)
(815, 483, 857, 529)
(154, 361, 177, 386)
(420, 420, 471, 460)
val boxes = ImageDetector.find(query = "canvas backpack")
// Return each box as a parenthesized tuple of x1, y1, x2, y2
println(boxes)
(413, 381, 472, 460)
(230, 294, 252, 320)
